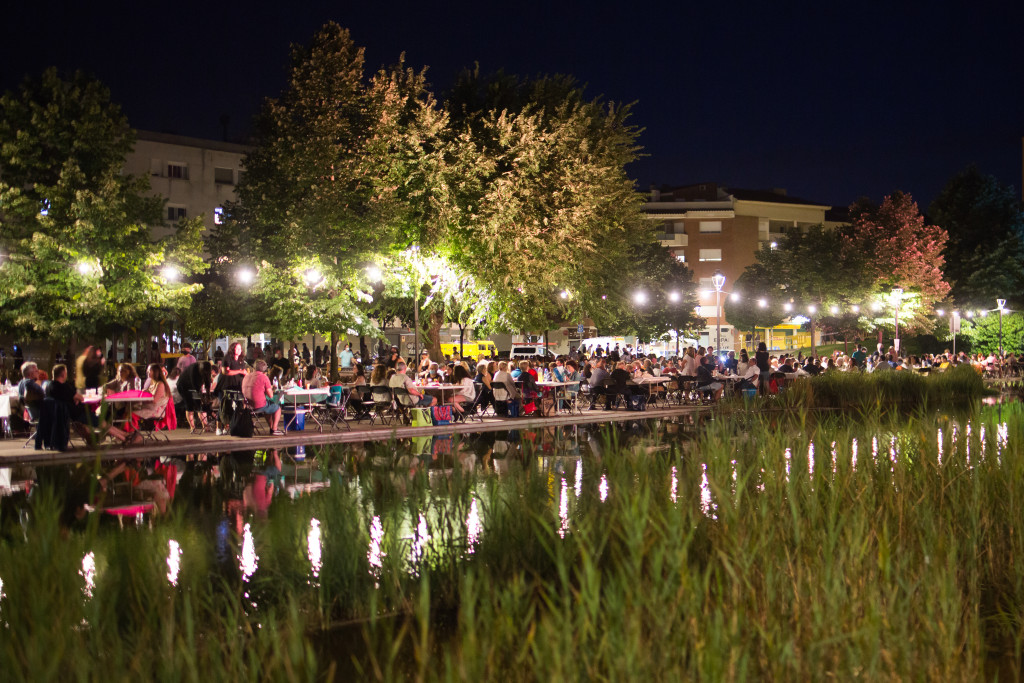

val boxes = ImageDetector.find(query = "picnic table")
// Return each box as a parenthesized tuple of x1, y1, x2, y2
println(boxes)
(279, 388, 330, 432)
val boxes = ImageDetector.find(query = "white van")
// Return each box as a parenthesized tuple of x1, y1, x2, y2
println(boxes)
(509, 344, 553, 360)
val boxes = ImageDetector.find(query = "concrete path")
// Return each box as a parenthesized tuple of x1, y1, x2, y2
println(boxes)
(2, 405, 708, 466)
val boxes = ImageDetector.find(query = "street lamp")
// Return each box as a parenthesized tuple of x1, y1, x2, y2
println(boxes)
(997, 298, 1007, 358)
(892, 287, 903, 352)
(236, 267, 255, 285)
(711, 270, 726, 353)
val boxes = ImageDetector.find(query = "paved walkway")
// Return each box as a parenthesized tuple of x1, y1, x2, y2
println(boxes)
(1, 405, 707, 465)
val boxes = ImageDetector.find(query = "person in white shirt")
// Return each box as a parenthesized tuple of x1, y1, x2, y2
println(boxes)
(736, 362, 760, 393)
(449, 365, 476, 414)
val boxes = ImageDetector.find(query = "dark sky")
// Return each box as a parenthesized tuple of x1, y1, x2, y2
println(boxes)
(3, 0, 1022, 208)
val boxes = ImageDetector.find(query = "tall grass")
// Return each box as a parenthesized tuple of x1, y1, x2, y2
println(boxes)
(767, 364, 988, 412)
(2, 404, 1023, 680)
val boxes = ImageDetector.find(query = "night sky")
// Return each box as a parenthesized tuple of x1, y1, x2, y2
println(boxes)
(3, 0, 1022, 208)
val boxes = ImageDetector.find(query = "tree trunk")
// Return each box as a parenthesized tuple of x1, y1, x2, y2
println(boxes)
(458, 325, 466, 360)
(426, 309, 444, 361)
(330, 330, 339, 383)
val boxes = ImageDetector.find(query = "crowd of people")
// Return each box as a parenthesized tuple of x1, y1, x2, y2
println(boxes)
(9, 335, 1021, 451)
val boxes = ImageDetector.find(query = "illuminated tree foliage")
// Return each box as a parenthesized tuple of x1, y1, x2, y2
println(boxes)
(961, 310, 1024, 355)
(846, 192, 950, 333)
(437, 69, 667, 336)
(0, 69, 204, 341)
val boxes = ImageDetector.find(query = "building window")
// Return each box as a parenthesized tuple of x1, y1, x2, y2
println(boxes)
(214, 207, 225, 225)
(697, 305, 719, 318)
(675, 253, 686, 263)
(699, 277, 714, 291)
(699, 220, 722, 233)
(167, 163, 189, 180)
(167, 206, 187, 221)
(214, 167, 234, 184)
(699, 248, 722, 262)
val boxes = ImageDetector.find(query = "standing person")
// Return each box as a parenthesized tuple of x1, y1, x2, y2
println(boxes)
(755, 342, 771, 391)
(301, 343, 311, 363)
(213, 345, 224, 363)
(386, 346, 400, 369)
(313, 345, 323, 368)
(339, 343, 354, 369)
(175, 342, 196, 373)
(242, 360, 284, 435)
(220, 342, 247, 394)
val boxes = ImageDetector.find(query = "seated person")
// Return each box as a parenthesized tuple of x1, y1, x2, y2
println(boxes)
(419, 362, 444, 383)
(106, 364, 172, 444)
(389, 361, 436, 408)
(605, 361, 634, 409)
(242, 360, 283, 435)
(695, 356, 724, 401)
(105, 363, 139, 394)
(305, 365, 327, 389)
(449, 365, 476, 414)
(735, 360, 761, 393)
(17, 361, 45, 422)
(41, 364, 95, 448)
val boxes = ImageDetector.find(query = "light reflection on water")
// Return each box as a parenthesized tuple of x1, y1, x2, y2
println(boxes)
(466, 498, 483, 553)
(699, 463, 716, 520)
(558, 478, 569, 539)
(307, 519, 322, 580)
(166, 539, 182, 586)
(7, 406, 1020, 601)
(80, 552, 96, 599)
(368, 516, 384, 577)
(239, 523, 258, 582)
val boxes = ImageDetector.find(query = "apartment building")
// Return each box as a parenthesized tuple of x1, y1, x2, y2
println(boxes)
(124, 131, 252, 239)
(644, 183, 831, 350)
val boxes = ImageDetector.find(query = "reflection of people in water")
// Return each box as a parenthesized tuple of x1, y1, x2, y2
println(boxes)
(243, 449, 282, 518)
(100, 459, 172, 515)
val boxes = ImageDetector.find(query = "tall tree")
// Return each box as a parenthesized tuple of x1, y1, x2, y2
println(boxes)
(928, 166, 1024, 307)
(0, 69, 203, 342)
(231, 23, 446, 368)
(436, 70, 652, 337)
(846, 192, 951, 334)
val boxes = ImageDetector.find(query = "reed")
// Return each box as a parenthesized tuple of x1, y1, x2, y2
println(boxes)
(1, 403, 1021, 680)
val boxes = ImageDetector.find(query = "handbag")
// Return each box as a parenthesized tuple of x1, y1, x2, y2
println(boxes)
(410, 408, 432, 427)
(507, 399, 520, 418)
(432, 405, 453, 425)
(229, 407, 254, 437)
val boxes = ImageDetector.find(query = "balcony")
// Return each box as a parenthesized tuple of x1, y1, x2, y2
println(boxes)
(658, 232, 688, 248)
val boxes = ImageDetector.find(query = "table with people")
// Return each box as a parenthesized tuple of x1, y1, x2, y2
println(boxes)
(10, 335, 1020, 453)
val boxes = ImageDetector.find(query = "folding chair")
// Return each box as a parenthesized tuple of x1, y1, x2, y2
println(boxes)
(240, 395, 266, 435)
(459, 382, 485, 422)
(391, 387, 417, 425)
(369, 386, 397, 426)
(187, 390, 216, 434)
(323, 385, 351, 431)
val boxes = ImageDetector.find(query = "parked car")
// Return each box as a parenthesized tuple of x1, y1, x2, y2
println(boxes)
(509, 344, 554, 360)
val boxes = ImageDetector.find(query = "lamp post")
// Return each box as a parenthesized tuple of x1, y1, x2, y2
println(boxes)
(892, 287, 903, 353)
(669, 290, 681, 356)
(997, 298, 1006, 358)
(711, 270, 726, 355)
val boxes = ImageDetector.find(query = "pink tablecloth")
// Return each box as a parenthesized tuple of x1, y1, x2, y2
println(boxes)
(105, 390, 176, 432)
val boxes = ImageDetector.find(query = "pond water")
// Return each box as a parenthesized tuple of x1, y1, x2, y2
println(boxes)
(2, 398, 1022, 679)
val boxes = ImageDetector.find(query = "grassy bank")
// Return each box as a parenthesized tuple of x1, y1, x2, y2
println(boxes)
(762, 364, 988, 412)
(2, 404, 1023, 680)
